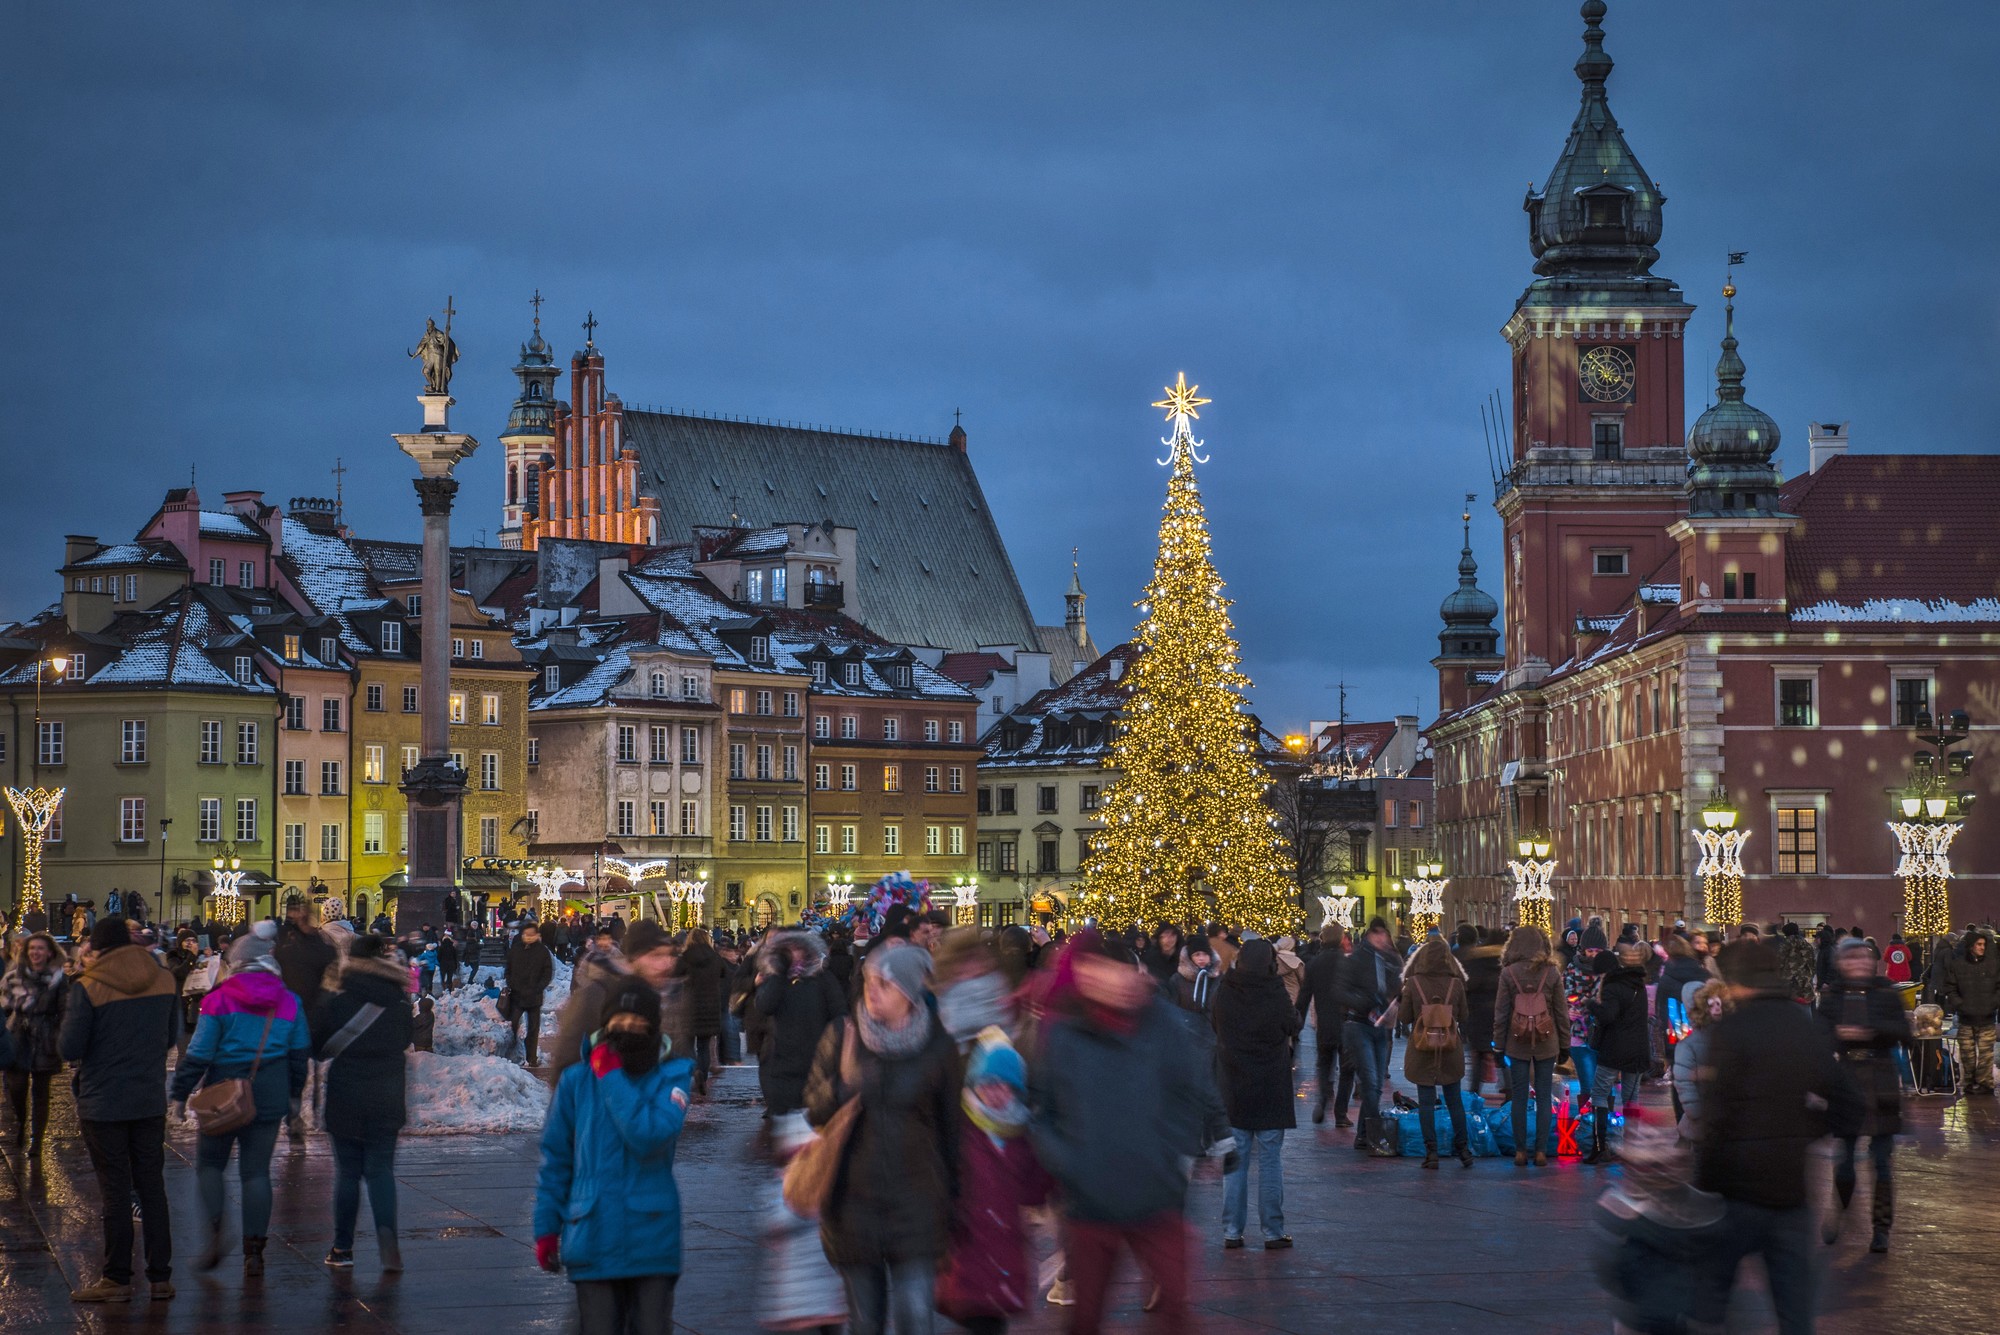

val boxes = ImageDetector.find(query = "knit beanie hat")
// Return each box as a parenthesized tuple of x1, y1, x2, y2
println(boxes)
(89, 917, 132, 953)
(623, 919, 670, 960)
(226, 919, 279, 968)
(1836, 936, 1879, 961)
(602, 981, 662, 1033)
(865, 939, 933, 1005)
(966, 1028, 1027, 1094)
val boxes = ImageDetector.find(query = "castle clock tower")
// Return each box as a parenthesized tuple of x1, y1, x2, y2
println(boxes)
(1498, 0, 1693, 682)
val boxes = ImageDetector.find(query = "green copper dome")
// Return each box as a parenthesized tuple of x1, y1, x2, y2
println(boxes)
(1439, 510, 1499, 656)
(1687, 285, 1784, 515)
(1524, 2, 1666, 279)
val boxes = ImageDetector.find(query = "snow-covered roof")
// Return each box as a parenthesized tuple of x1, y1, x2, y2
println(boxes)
(68, 541, 186, 571)
(1639, 584, 1679, 605)
(1791, 597, 2000, 624)
(199, 510, 266, 540)
(88, 594, 275, 693)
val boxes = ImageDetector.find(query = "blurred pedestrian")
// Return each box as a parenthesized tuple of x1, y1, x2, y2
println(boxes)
(1671, 981, 1733, 1144)
(505, 922, 554, 1067)
(804, 942, 959, 1335)
(59, 917, 180, 1303)
(759, 1112, 846, 1335)
(935, 929, 1015, 1047)
(170, 920, 312, 1276)
(1939, 928, 1998, 1094)
(275, 901, 337, 1143)
(1337, 918, 1402, 1157)
(1817, 938, 1909, 1252)
(1212, 937, 1300, 1247)
(1695, 940, 1861, 1335)
(1270, 935, 1305, 1008)
(313, 934, 414, 1271)
(678, 928, 727, 1096)
(1296, 925, 1350, 1125)
(2, 931, 68, 1154)
(753, 928, 848, 1117)
(1565, 921, 1608, 1101)
(1029, 929, 1222, 1334)
(1493, 924, 1565, 1167)
(937, 1027, 1051, 1334)
(535, 983, 695, 1335)
(1173, 941, 1220, 1020)
(1458, 926, 1502, 1096)
(1400, 936, 1473, 1169)
(1586, 941, 1653, 1164)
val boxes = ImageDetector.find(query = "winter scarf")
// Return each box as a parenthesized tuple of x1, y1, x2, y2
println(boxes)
(858, 944, 936, 1059)
(939, 972, 1012, 1045)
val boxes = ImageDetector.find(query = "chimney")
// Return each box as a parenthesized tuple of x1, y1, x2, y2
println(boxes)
(1808, 421, 1849, 474)
(64, 534, 101, 567)
(222, 489, 265, 516)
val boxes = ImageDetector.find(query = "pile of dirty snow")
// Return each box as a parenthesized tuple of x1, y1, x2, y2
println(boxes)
(405, 1050, 551, 1134)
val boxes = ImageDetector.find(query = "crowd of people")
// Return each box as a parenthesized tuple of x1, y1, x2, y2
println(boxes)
(6, 894, 1999, 1334)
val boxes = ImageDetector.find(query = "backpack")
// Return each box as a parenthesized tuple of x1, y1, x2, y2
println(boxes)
(1509, 966, 1555, 1046)
(1412, 980, 1460, 1053)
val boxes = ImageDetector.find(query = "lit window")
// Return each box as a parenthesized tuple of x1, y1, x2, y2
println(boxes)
(283, 634, 302, 661)
(1775, 806, 1819, 875)
(730, 688, 748, 714)
(364, 745, 385, 783)
(883, 764, 900, 792)
(449, 692, 466, 724)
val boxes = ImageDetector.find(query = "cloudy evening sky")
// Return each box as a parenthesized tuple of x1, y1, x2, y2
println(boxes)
(5, 1, 1996, 729)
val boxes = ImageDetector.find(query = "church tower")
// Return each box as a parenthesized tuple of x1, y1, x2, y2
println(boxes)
(1499, 0, 1694, 681)
(1434, 499, 1503, 714)
(499, 295, 557, 550)
(1064, 550, 1088, 654)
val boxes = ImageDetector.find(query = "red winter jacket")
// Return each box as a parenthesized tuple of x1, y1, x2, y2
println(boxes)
(935, 1110, 1051, 1321)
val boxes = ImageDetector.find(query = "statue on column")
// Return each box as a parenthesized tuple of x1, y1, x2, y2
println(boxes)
(410, 312, 459, 395)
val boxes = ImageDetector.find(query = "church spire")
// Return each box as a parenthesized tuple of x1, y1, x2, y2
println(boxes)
(1064, 547, 1088, 649)
(1438, 495, 1499, 656)
(1687, 275, 1783, 516)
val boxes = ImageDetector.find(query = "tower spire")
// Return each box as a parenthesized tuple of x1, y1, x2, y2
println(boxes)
(1687, 267, 1783, 516)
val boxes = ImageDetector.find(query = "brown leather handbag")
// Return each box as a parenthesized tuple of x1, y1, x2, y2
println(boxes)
(781, 1022, 862, 1219)
(186, 1012, 276, 1137)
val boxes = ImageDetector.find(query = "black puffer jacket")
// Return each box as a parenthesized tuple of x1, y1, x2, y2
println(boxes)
(1941, 932, 2000, 1022)
(311, 954, 415, 1140)
(1698, 990, 1861, 1209)
(754, 933, 849, 1115)
(505, 938, 554, 1004)
(1590, 959, 1653, 1074)
(1459, 942, 1503, 1054)
(1335, 936, 1402, 1024)
(678, 936, 726, 1038)
(1211, 940, 1302, 1131)
(1815, 975, 1910, 1138)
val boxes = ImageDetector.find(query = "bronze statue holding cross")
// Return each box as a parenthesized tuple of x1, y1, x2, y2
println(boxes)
(410, 297, 459, 395)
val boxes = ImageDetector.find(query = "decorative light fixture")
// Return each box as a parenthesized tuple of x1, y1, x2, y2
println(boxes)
(528, 865, 583, 916)
(1692, 786, 1748, 926)
(1316, 893, 1360, 932)
(1403, 858, 1448, 938)
(826, 874, 857, 909)
(664, 870, 709, 929)
(1507, 829, 1557, 935)
(3, 787, 64, 915)
(603, 857, 673, 884)
(950, 873, 980, 924)
(1891, 707, 1976, 942)
(209, 852, 247, 927)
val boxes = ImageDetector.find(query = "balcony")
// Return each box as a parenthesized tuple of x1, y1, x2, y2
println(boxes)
(804, 579, 844, 610)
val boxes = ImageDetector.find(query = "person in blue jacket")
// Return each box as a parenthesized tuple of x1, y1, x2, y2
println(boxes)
(535, 982, 695, 1335)
(168, 920, 311, 1276)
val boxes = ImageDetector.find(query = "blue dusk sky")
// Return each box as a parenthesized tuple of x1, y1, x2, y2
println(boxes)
(4, 2, 1995, 729)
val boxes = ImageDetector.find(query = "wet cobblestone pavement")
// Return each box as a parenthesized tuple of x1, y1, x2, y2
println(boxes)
(4, 1039, 1998, 1333)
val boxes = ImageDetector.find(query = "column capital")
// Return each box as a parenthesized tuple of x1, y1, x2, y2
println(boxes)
(413, 475, 460, 517)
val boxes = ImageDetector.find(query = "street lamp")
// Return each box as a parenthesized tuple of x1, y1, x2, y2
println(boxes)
(1404, 857, 1448, 938)
(950, 873, 980, 925)
(1507, 830, 1557, 935)
(1890, 707, 1975, 943)
(826, 873, 857, 911)
(209, 851, 247, 927)
(1692, 788, 1748, 927)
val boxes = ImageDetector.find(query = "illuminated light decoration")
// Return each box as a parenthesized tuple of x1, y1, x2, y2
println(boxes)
(826, 875, 857, 909)
(3, 787, 64, 914)
(664, 874, 709, 928)
(1692, 830, 1749, 926)
(1403, 860, 1447, 938)
(1071, 378, 1300, 936)
(209, 855, 247, 927)
(1317, 894, 1360, 932)
(603, 857, 674, 884)
(950, 874, 980, 924)
(1890, 706, 1976, 943)
(1507, 833, 1557, 936)
(1890, 820, 1959, 940)
(529, 866, 584, 915)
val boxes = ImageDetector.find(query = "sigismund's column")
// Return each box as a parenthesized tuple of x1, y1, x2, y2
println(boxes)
(394, 305, 477, 933)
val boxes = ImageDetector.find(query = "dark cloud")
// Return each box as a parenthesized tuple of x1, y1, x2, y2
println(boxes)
(6, 1, 1994, 727)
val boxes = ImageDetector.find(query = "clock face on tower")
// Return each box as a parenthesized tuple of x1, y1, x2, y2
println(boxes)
(1578, 345, 1636, 403)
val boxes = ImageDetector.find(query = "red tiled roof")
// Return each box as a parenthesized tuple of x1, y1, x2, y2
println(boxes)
(937, 651, 1013, 687)
(1782, 454, 2000, 608)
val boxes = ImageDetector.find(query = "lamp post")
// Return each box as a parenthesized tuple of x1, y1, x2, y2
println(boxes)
(1692, 789, 1748, 927)
(394, 303, 477, 934)
(1507, 830, 1557, 935)
(5, 655, 70, 919)
(1404, 858, 1448, 939)
(1890, 706, 1975, 946)
(157, 816, 172, 921)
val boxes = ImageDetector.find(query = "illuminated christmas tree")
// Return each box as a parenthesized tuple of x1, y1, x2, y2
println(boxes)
(1073, 376, 1299, 936)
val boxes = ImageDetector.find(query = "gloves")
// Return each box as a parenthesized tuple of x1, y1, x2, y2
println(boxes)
(535, 1235, 560, 1272)
(589, 1044, 622, 1078)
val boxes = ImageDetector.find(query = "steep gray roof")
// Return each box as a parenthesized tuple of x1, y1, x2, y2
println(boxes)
(622, 411, 1042, 652)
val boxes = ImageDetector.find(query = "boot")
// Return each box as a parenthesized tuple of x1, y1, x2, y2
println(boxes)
(1421, 1150, 1439, 1170)
(243, 1236, 266, 1278)
(1513, 1150, 1528, 1167)
(379, 1234, 403, 1273)
(1311, 1096, 1327, 1125)
(1587, 1109, 1613, 1164)
(1457, 1139, 1475, 1168)
(1869, 1228, 1889, 1254)
(196, 1218, 226, 1272)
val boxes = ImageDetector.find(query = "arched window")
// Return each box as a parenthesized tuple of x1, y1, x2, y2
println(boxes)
(649, 671, 667, 698)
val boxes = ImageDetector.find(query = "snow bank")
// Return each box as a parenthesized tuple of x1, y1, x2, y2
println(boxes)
(432, 957, 574, 1057)
(405, 1051, 551, 1135)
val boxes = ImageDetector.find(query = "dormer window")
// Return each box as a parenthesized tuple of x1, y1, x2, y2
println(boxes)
(1583, 190, 1627, 229)
(745, 569, 764, 603)
(843, 662, 861, 687)
(749, 634, 770, 664)
(811, 660, 828, 685)
(650, 671, 668, 698)
(544, 665, 560, 692)
(380, 621, 403, 653)
(770, 567, 787, 603)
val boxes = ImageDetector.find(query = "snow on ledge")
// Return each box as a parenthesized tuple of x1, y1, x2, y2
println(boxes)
(1791, 597, 2000, 624)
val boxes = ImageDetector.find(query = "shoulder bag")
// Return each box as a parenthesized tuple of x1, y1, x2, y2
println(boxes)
(186, 1011, 277, 1137)
(782, 1021, 862, 1219)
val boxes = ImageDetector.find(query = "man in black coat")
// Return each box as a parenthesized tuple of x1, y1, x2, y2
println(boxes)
(1586, 943, 1652, 1162)
(752, 929, 848, 1115)
(1295, 925, 1352, 1125)
(504, 923, 554, 1066)
(677, 929, 727, 1095)
(1816, 937, 1910, 1252)
(1940, 928, 1999, 1094)
(1335, 918, 1401, 1155)
(275, 904, 339, 1141)
(310, 935, 415, 1270)
(58, 918, 180, 1303)
(1696, 940, 1862, 1334)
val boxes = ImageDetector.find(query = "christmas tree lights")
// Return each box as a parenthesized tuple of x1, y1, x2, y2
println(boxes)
(4, 787, 63, 915)
(1072, 376, 1299, 936)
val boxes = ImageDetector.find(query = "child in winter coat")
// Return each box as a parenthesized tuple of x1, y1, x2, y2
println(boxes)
(936, 1027, 1051, 1334)
(410, 995, 436, 1053)
(535, 983, 694, 1335)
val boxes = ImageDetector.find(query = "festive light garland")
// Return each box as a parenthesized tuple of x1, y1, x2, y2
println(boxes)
(1507, 855, 1557, 935)
(1404, 876, 1448, 939)
(1890, 820, 1960, 940)
(1317, 894, 1360, 932)
(3, 787, 63, 914)
(1071, 378, 1299, 936)
(529, 866, 584, 915)
(209, 860, 247, 927)
(1692, 828, 1750, 926)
